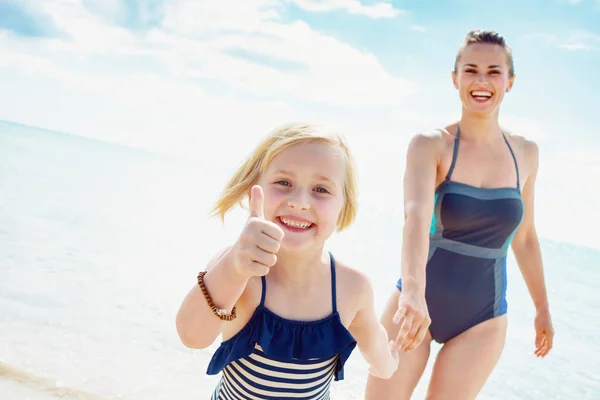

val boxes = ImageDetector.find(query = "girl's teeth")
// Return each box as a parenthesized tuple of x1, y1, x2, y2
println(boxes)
(281, 218, 311, 229)
(471, 91, 492, 97)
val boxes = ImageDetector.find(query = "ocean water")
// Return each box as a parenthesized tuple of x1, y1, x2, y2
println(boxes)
(1, 120, 598, 399)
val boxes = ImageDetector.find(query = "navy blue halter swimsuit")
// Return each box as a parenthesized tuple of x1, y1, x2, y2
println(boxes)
(396, 126, 524, 343)
(207, 252, 357, 399)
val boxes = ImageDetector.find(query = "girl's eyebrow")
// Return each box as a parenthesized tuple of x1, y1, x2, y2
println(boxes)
(272, 168, 294, 176)
(272, 169, 337, 187)
(316, 175, 336, 187)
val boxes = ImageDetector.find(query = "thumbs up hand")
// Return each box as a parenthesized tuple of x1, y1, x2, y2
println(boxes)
(248, 184, 266, 220)
(232, 185, 285, 277)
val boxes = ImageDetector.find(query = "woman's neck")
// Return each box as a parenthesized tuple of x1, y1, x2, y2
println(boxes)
(458, 109, 503, 142)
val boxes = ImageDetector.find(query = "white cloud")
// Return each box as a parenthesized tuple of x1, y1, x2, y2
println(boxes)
(0, 0, 421, 156)
(289, 0, 402, 18)
(0, 33, 294, 160)
(565, 0, 600, 4)
(558, 42, 591, 51)
(38, 0, 135, 52)
(79, 0, 125, 19)
(158, 1, 417, 107)
(409, 25, 427, 33)
(559, 31, 600, 51)
(161, 0, 282, 34)
(526, 30, 600, 51)
(7, 0, 417, 110)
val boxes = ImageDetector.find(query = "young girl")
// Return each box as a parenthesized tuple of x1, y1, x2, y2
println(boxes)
(176, 123, 399, 399)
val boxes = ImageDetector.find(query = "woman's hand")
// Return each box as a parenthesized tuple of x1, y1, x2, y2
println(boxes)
(393, 289, 431, 352)
(534, 308, 554, 357)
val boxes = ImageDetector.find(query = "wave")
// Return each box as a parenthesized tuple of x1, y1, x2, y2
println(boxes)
(0, 361, 107, 400)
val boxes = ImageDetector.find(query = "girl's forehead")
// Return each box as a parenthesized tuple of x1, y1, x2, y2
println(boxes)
(264, 142, 346, 180)
(269, 142, 343, 166)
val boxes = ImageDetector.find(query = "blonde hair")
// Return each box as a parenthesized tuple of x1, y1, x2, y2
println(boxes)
(211, 122, 358, 231)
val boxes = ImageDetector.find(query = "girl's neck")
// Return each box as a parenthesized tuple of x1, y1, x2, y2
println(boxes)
(267, 246, 329, 287)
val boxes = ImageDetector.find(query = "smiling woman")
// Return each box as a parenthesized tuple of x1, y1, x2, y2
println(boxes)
(365, 29, 555, 400)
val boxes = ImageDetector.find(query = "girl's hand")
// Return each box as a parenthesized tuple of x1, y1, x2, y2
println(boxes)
(231, 185, 284, 277)
(369, 340, 400, 379)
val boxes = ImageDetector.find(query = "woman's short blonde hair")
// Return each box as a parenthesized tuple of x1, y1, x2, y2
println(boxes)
(211, 122, 358, 231)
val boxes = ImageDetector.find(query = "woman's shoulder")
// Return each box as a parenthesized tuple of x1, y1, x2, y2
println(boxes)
(502, 128, 540, 164)
(410, 126, 453, 143)
(410, 124, 457, 147)
(405, 125, 457, 161)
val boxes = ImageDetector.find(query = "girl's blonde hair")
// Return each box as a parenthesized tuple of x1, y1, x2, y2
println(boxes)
(211, 122, 358, 231)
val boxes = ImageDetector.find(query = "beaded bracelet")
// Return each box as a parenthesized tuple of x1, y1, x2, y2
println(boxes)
(197, 271, 237, 321)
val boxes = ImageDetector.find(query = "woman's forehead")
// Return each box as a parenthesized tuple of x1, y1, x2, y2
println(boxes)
(459, 43, 508, 65)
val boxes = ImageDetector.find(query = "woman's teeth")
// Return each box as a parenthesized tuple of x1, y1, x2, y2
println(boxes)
(471, 90, 492, 99)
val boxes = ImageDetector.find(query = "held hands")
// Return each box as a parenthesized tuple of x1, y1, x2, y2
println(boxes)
(369, 340, 400, 379)
(231, 185, 285, 277)
(393, 289, 431, 352)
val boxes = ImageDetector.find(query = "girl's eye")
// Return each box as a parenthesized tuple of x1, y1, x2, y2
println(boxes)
(489, 70, 501, 75)
(315, 187, 329, 194)
(276, 180, 291, 187)
(465, 69, 476, 73)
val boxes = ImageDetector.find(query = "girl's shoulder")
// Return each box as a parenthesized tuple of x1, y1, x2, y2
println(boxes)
(334, 258, 372, 293)
(332, 257, 377, 321)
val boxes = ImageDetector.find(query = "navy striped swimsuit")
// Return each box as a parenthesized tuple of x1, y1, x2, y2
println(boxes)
(207, 252, 357, 399)
(396, 126, 524, 343)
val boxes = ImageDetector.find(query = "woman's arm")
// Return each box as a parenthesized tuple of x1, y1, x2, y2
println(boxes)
(400, 132, 440, 290)
(510, 140, 554, 356)
(393, 132, 440, 352)
(511, 141, 549, 311)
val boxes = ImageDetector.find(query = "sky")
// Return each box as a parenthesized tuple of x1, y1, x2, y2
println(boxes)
(0, 0, 599, 248)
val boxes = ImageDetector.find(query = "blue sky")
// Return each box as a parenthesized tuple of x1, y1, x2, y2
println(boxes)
(0, 0, 599, 248)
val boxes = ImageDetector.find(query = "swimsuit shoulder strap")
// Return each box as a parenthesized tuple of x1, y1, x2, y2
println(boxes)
(502, 132, 521, 189)
(328, 251, 337, 313)
(445, 125, 461, 181)
(260, 276, 267, 307)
